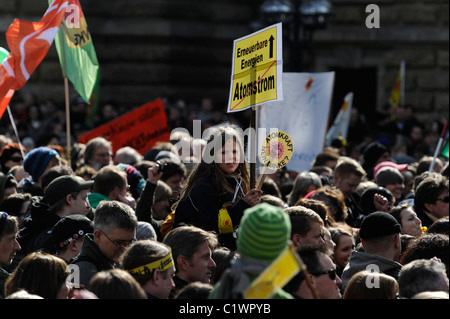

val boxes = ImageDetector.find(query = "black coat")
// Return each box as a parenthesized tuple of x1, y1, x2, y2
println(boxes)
(70, 234, 115, 288)
(173, 176, 250, 250)
(17, 196, 59, 256)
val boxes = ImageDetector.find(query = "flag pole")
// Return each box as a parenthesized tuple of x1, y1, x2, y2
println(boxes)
(250, 107, 256, 189)
(429, 118, 448, 173)
(400, 60, 405, 106)
(64, 77, 71, 167)
(6, 104, 26, 158)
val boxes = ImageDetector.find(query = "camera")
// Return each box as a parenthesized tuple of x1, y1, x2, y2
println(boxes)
(156, 160, 166, 173)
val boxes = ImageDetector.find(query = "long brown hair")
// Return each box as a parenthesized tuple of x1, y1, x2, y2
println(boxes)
(177, 124, 250, 205)
(5, 251, 68, 299)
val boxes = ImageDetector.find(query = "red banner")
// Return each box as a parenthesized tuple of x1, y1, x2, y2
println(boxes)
(78, 98, 171, 155)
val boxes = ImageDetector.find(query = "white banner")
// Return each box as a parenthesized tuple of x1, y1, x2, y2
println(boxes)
(259, 72, 335, 173)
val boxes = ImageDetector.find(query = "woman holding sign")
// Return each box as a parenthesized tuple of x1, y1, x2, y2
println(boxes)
(172, 124, 262, 250)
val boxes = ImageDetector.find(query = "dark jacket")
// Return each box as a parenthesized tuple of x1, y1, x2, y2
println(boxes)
(70, 234, 115, 288)
(169, 275, 189, 299)
(17, 177, 44, 197)
(173, 176, 250, 250)
(0, 267, 10, 298)
(136, 181, 163, 241)
(17, 196, 60, 256)
(340, 250, 402, 291)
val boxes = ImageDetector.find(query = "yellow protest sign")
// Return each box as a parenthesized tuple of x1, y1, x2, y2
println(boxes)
(244, 243, 302, 299)
(227, 23, 283, 113)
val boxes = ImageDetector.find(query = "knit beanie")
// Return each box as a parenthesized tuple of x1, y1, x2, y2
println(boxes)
(237, 203, 291, 264)
(116, 163, 146, 199)
(375, 167, 404, 187)
(359, 211, 402, 240)
(23, 147, 58, 181)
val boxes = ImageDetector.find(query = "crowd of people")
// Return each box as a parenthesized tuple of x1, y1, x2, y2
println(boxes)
(0, 91, 448, 301)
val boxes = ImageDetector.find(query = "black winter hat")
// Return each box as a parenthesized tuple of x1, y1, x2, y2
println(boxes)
(362, 142, 389, 169)
(359, 211, 402, 240)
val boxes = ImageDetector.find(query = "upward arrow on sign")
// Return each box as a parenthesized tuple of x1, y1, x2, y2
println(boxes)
(269, 35, 274, 59)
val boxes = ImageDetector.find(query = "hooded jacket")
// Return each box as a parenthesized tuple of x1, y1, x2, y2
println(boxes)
(340, 250, 402, 291)
(17, 196, 59, 256)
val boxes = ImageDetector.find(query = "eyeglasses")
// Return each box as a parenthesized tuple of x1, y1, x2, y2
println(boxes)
(436, 196, 449, 203)
(100, 231, 135, 248)
(310, 269, 337, 280)
(9, 156, 23, 163)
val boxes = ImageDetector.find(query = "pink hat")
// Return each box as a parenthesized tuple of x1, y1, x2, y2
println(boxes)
(374, 161, 408, 181)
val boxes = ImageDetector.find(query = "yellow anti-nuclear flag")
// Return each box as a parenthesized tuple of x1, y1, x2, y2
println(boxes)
(244, 242, 303, 299)
(389, 60, 405, 120)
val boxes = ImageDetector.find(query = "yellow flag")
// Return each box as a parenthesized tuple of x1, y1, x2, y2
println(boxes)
(244, 243, 302, 299)
(389, 60, 405, 120)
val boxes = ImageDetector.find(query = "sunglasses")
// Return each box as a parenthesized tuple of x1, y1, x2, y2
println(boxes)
(436, 196, 449, 203)
(9, 156, 23, 163)
(310, 269, 337, 280)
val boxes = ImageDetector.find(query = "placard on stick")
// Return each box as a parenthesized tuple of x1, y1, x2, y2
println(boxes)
(257, 130, 293, 188)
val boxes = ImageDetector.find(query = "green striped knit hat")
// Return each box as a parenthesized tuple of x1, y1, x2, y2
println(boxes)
(237, 203, 291, 264)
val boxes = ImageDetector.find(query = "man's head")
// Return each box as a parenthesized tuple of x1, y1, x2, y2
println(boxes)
(121, 240, 175, 299)
(414, 175, 449, 219)
(285, 205, 324, 247)
(92, 165, 128, 199)
(359, 211, 402, 260)
(333, 157, 366, 199)
(163, 225, 218, 284)
(84, 137, 113, 171)
(284, 245, 342, 299)
(398, 259, 449, 299)
(0, 212, 21, 267)
(44, 175, 93, 217)
(93, 201, 138, 263)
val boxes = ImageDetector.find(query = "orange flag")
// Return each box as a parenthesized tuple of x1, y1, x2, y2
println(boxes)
(0, 0, 69, 101)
